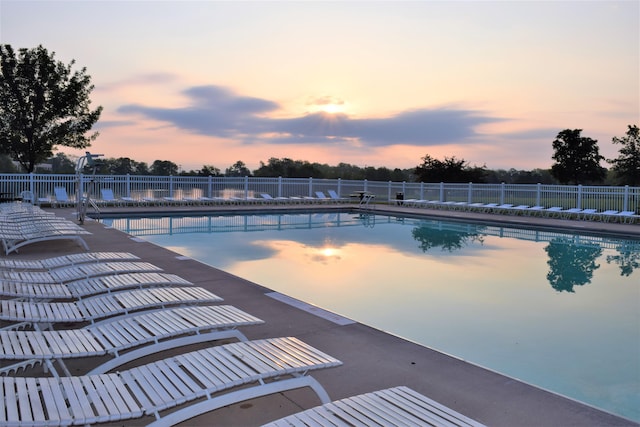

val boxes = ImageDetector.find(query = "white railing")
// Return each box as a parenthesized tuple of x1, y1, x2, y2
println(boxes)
(1, 173, 639, 213)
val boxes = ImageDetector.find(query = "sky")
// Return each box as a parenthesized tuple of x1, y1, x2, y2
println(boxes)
(1, 0, 638, 173)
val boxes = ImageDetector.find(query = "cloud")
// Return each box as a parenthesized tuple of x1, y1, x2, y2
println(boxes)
(118, 84, 503, 148)
(94, 119, 138, 130)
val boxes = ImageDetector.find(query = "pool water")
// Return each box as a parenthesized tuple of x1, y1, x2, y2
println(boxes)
(101, 212, 640, 421)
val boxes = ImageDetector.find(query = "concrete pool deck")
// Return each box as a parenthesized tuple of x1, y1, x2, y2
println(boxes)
(7, 203, 640, 426)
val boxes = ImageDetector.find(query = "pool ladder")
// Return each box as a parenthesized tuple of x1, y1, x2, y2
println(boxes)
(359, 193, 375, 209)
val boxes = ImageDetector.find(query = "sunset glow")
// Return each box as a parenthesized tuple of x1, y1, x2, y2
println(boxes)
(1, 1, 637, 172)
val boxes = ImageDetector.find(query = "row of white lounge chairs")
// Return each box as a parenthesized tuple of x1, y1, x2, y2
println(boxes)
(0, 203, 91, 255)
(398, 199, 640, 223)
(0, 239, 486, 425)
(35, 187, 351, 208)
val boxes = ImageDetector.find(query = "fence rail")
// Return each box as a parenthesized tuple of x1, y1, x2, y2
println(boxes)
(1, 174, 639, 213)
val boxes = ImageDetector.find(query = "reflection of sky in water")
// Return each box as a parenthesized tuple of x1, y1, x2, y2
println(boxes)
(105, 213, 640, 421)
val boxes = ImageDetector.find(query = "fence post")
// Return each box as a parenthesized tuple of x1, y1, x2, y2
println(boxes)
(337, 178, 341, 197)
(624, 185, 629, 212)
(244, 176, 249, 198)
(439, 182, 444, 202)
(77, 173, 84, 204)
(500, 182, 505, 204)
(29, 173, 35, 198)
(207, 175, 212, 198)
(308, 177, 313, 197)
(278, 176, 283, 198)
(468, 182, 473, 203)
(169, 175, 174, 197)
(420, 182, 424, 200)
(536, 183, 541, 207)
(577, 184, 582, 209)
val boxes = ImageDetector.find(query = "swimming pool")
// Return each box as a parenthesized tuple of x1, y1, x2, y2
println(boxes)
(101, 211, 640, 421)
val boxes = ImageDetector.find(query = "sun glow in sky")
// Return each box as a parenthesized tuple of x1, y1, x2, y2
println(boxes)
(1, 0, 638, 172)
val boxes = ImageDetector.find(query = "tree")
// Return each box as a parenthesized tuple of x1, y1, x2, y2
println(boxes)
(48, 152, 75, 174)
(0, 154, 17, 173)
(198, 165, 221, 176)
(0, 44, 102, 172)
(225, 160, 251, 177)
(150, 160, 178, 176)
(608, 125, 640, 186)
(550, 129, 606, 185)
(414, 154, 486, 183)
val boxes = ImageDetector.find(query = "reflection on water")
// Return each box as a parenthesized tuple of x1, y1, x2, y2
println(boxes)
(544, 238, 602, 293)
(101, 212, 640, 421)
(412, 222, 485, 252)
(607, 242, 640, 277)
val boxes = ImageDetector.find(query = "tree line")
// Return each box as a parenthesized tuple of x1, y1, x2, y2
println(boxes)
(1, 44, 639, 186)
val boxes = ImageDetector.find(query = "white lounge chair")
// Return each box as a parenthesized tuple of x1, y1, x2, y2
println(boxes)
(0, 260, 162, 284)
(0, 286, 222, 324)
(593, 209, 620, 222)
(0, 271, 194, 300)
(490, 203, 514, 214)
(561, 208, 584, 219)
(0, 304, 264, 378)
(261, 193, 290, 204)
(524, 205, 546, 216)
(262, 386, 486, 427)
(162, 196, 186, 205)
(98, 188, 136, 206)
(612, 210, 639, 223)
(314, 191, 333, 203)
(0, 251, 139, 271)
(579, 208, 599, 220)
(0, 337, 341, 427)
(327, 190, 348, 203)
(52, 187, 75, 208)
(541, 206, 565, 218)
(507, 205, 530, 215)
(448, 201, 469, 210)
(478, 203, 499, 212)
(1, 226, 91, 255)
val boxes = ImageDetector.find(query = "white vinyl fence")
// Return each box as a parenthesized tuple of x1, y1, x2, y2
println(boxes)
(1, 174, 639, 213)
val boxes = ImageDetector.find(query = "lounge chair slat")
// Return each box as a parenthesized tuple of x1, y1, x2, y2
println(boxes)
(118, 370, 153, 409)
(63, 377, 93, 423)
(153, 361, 199, 406)
(15, 377, 34, 425)
(128, 364, 177, 409)
(25, 378, 46, 423)
(101, 375, 145, 420)
(39, 377, 68, 423)
(82, 376, 110, 421)
(178, 349, 242, 389)
(3, 378, 19, 426)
